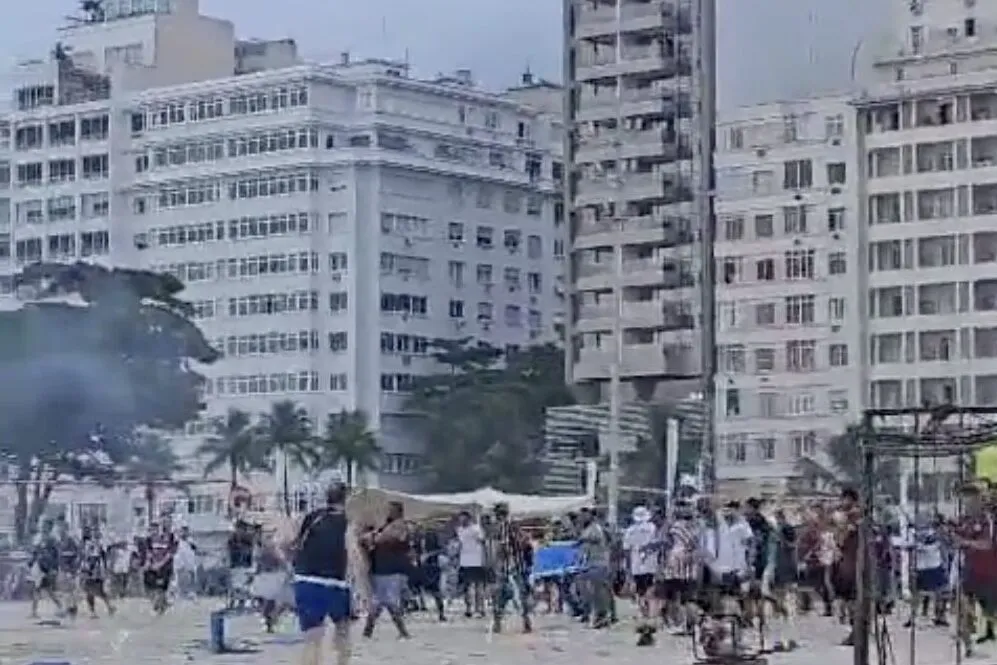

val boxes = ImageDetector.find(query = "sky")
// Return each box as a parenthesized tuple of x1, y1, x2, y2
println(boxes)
(1, 0, 890, 110)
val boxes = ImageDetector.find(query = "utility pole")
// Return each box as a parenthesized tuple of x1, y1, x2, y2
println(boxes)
(696, 0, 718, 496)
(605, 0, 627, 529)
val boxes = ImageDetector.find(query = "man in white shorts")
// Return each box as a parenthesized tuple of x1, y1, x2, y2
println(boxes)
(455, 511, 486, 617)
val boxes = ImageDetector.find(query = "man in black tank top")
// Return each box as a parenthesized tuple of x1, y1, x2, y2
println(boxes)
(361, 501, 412, 639)
(292, 483, 353, 665)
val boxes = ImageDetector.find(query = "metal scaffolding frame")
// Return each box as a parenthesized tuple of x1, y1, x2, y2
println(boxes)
(853, 405, 997, 665)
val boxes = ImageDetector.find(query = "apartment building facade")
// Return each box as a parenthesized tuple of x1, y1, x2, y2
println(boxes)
(713, 98, 861, 493)
(563, 0, 702, 415)
(712, 0, 997, 500)
(0, 0, 564, 535)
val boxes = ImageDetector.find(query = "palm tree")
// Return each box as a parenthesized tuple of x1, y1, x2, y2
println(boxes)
(313, 409, 382, 487)
(195, 408, 268, 490)
(258, 400, 313, 515)
(124, 432, 187, 520)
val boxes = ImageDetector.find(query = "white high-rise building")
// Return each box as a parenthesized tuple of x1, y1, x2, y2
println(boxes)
(0, 0, 564, 533)
(563, 1, 703, 415)
(711, 0, 997, 500)
(713, 98, 861, 495)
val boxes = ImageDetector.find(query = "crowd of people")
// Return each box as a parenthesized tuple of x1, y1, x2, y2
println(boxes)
(11, 480, 997, 664)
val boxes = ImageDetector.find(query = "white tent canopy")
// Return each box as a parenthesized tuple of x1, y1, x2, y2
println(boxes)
(346, 486, 592, 525)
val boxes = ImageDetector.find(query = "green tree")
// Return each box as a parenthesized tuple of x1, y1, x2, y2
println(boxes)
(805, 424, 901, 499)
(312, 409, 382, 487)
(407, 340, 574, 492)
(258, 400, 313, 515)
(196, 408, 269, 490)
(123, 432, 188, 521)
(0, 262, 218, 544)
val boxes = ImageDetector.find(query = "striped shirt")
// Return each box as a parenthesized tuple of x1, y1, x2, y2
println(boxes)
(662, 519, 700, 581)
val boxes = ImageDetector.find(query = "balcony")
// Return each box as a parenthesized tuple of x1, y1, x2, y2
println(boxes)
(917, 236, 956, 269)
(970, 91, 997, 122)
(916, 188, 955, 221)
(575, 0, 693, 39)
(575, 214, 694, 246)
(868, 147, 901, 178)
(975, 279, 997, 312)
(974, 232, 997, 264)
(576, 128, 694, 163)
(917, 283, 957, 316)
(575, 340, 698, 379)
(975, 328, 997, 358)
(977, 376, 997, 407)
(974, 184, 997, 216)
(915, 142, 955, 173)
(972, 136, 997, 168)
(919, 330, 955, 362)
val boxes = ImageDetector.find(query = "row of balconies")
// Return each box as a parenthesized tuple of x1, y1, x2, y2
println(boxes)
(575, 172, 694, 207)
(573, 214, 695, 249)
(869, 375, 997, 410)
(573, 0, 693, 39)
(575, 298, 696, 331)
(573, 339, 699, 379)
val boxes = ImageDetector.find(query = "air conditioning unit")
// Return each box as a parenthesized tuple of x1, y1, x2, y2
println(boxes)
(331, 272, 342, 282)
(831, 186, 842, 195)
(401, 354, 412, 366)
(404, 237, 413, 247)
(831, 138, 841, 146)
(529, 295, 538, 305)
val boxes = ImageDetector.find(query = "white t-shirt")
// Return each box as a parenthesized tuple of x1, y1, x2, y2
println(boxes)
(456, 524, 485, 568)
(623, 521, 658, 576)
(711, 518, 753, 575)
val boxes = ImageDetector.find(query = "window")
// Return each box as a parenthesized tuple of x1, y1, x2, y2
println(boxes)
(754, 214, 774, 238)
(728, 127, 744, 150)
(723, 215, 744, 241)
(725, 436, 747, 463)
(757, 438, 776, 461)
(330, 373, 349, 391)
(328, 332, 348, 352)
(827, 162, 846, 185)
(785, 295, 816, 324)
(829, 390, 849, 413)
(503, 305, 521, 327)
(476, 226, 493, 249)
(828, 207, 846, 232)
(448, 261, 465, 287)
(784, 249, 815, 279)
(758, 392, 779, 418)
(828, 251, 847, 275)
(720, 344, 746, 373)
(447, 222, 464, 242)
(829, 297, 846, 321)
(527, 235, 542, 259)
(825, 114, 844, 139)
(448, 299, 464, 318)
(754, 347, 775, 373)
(724, 388, 741, 416)
(721, 257, 742, 284)
(476, 264, 493, 285)
(756, 258, 775, 281)
(791, 431, 818, 458)
(783, 205, 808, 234)
(829, 343, 849, 367)
(755, 302, 776, 326)
(783, 159, 813, 189)
(787, 392, 816, 416)
(718, 301, 737, 330)
(786, 340, 817, 372)
(329, 291, 348, 312)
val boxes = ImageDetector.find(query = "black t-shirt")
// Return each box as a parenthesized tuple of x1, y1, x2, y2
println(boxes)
(294, 507, 348, 581)
(80, 540, 106, 580)
(33, 536, 59, 573)
(746, 514, 772, 573)
(58, 536, 81, 572)
(370, 521, 410, 576)
(228, 531, 255, 568)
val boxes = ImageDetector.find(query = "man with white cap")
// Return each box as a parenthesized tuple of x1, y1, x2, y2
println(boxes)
(623, 506, 658, 619)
